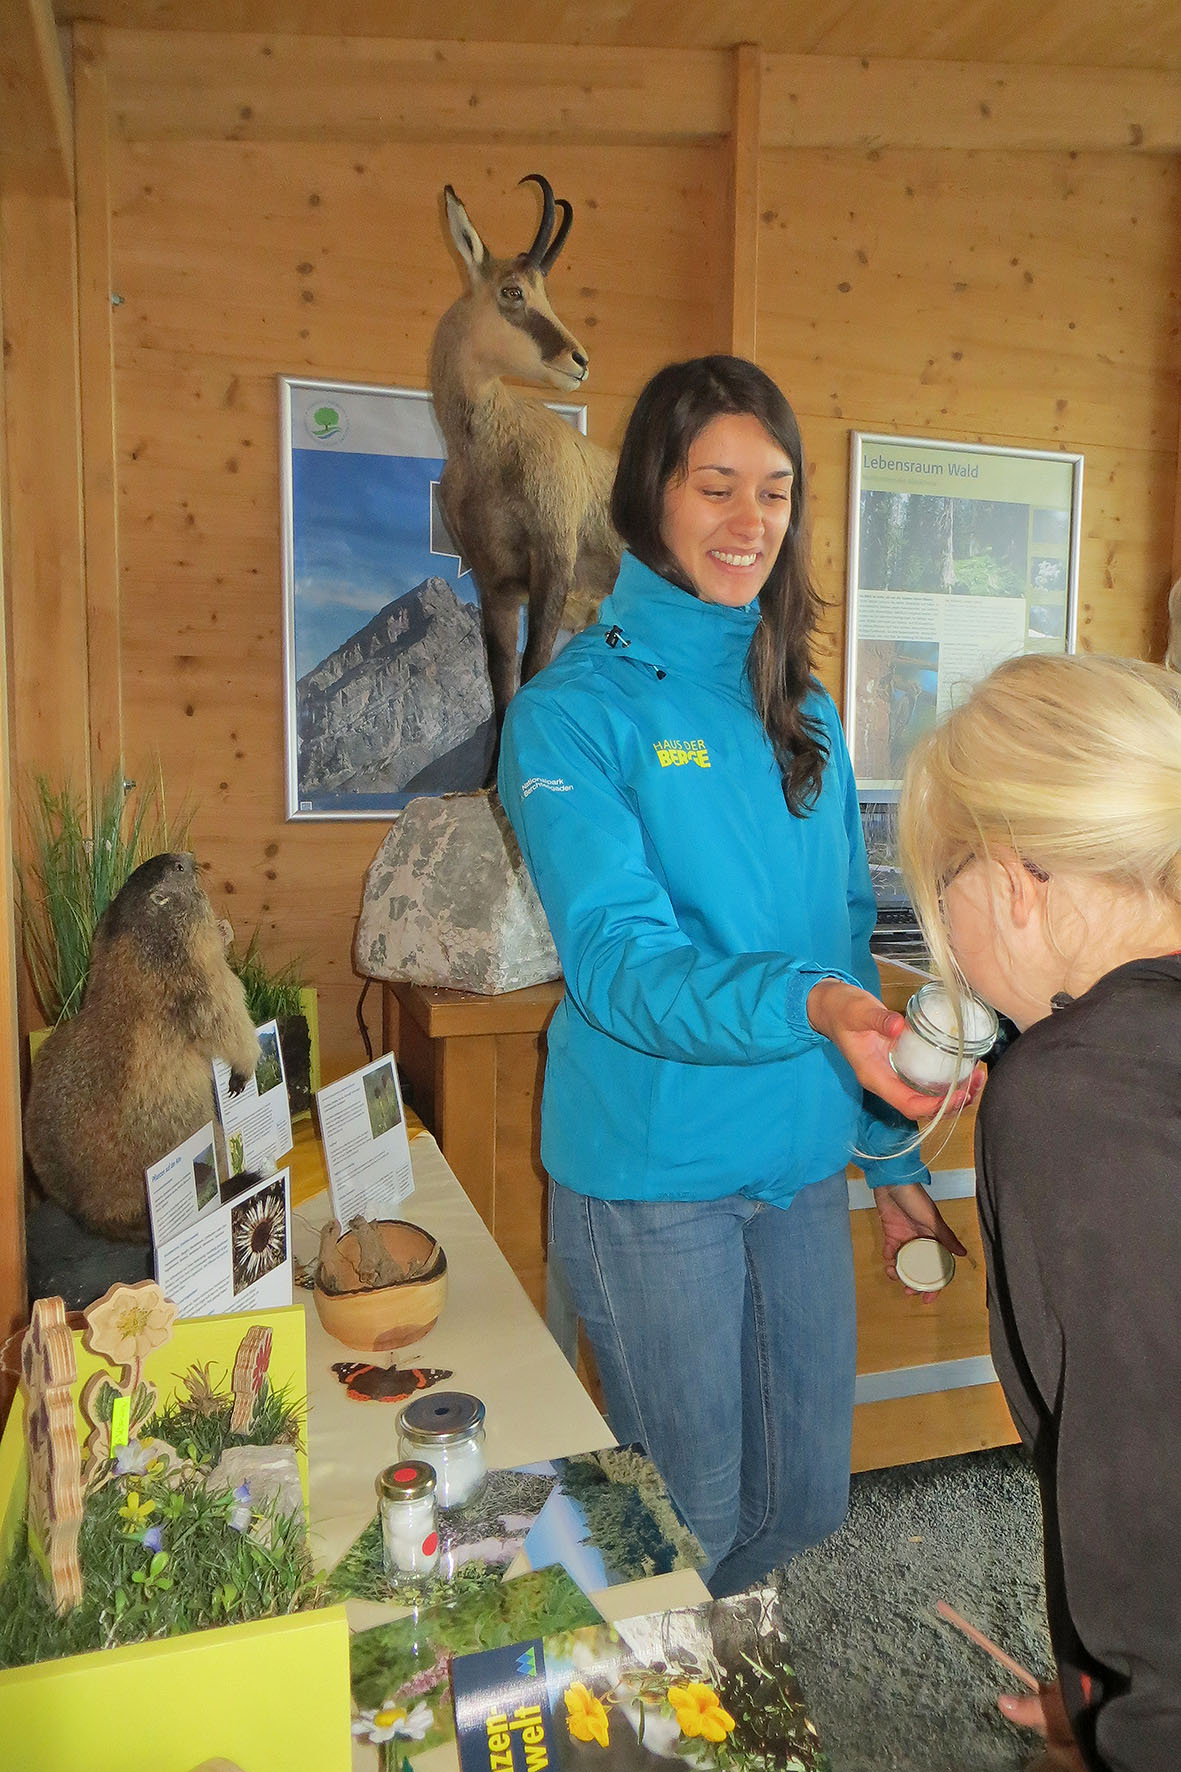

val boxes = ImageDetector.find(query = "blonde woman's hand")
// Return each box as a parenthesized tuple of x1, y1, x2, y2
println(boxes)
(998, 1682, 1087, 1772)
(874, 1181, 968, 1298)
(805, 978, 985, 1119)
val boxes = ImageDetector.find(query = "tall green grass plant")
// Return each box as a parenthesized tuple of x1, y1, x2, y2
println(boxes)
(17, 769, 193, 1026)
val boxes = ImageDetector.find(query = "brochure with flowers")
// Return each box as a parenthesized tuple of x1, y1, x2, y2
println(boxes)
(349, 1565, 601, 1766)
(450, 1586, 828, 1772)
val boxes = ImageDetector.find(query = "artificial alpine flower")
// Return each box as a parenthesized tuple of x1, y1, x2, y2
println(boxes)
(141, 1525, 164, 1553)
(564, 1681, 610, 1748)
(117, 1490, 157, 1533)
(351, 1701, 434, 1743)
(112, 1438, 167, 1478)
(84, 1282, 178, 1374)
(668, 1682, 736, 1743)
(227, 1482, 252, 1532)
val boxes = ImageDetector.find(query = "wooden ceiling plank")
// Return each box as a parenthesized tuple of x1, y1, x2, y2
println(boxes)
(762, 54, 1181, 152)
(1, 0, 74, 196)
(48, 0, 1181, 73)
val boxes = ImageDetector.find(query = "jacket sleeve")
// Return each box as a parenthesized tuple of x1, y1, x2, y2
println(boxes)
(831, 713, 930, 1189)
(498, 686, 856, 1067)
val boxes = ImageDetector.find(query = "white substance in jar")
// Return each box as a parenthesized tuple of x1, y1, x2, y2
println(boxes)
(378, 1461, 440, 1581)
(398, 1391, 488, 1510)
(889, 983, 998, 1094)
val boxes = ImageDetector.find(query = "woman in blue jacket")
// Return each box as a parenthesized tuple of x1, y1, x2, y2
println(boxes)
(498, 356, 964, 1596)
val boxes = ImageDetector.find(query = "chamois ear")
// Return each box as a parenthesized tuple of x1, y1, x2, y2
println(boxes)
(443, 184, 486, 284)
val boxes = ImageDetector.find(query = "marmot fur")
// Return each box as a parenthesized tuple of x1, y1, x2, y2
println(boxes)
(25, 851, 261, 1241)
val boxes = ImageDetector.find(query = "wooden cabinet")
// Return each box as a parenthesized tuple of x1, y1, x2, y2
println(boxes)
(383, 969, 1017, 1471)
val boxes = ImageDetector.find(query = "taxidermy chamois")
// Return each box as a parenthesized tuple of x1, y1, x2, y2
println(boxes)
(429, 174, 621, 771)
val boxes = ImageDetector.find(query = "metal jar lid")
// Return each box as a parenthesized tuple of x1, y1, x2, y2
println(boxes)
(399, 1390, 486, 1445)
(906, 982, 998, 1059)
(378, 1460, 437, 1502)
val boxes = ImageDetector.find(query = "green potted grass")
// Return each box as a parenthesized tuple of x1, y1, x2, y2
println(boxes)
(226, 929, 320, 1117)
(17, 770, 192, 1048)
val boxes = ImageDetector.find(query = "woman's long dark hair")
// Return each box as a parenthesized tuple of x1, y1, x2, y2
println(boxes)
(611, 355, 828, 815)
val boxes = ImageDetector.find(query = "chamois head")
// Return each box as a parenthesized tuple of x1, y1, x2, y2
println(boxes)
(442, 174, 589, 394)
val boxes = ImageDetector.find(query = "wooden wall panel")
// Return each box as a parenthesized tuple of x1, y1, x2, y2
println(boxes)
(107, 131, 728, 1077)
(756, 147, 1181, 685)
(0, 190, 90, 798)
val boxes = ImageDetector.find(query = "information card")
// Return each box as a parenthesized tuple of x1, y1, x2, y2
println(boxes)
(315, 1052, 414, 1226)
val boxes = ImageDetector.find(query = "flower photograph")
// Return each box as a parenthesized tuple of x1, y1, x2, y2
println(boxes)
(231, 1181, 288, 1295)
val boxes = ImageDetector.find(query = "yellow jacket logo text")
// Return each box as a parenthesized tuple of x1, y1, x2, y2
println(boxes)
(654, 739, 711, 769)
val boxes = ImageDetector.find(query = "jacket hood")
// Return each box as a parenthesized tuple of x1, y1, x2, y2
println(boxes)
(590, 552, 760, 682)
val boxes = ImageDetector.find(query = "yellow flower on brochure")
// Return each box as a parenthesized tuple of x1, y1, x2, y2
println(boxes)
(564, 1681, 611, 1749)
(668, 1681, 736, 1743)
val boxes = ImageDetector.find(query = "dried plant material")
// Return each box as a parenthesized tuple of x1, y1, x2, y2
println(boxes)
(315, 1218, 440, 1296)
(347, 1216, 401, 1289)
(181, 1362, 226, 1417)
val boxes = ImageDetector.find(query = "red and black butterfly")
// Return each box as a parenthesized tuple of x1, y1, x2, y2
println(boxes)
(331, 1362, 452, 1403)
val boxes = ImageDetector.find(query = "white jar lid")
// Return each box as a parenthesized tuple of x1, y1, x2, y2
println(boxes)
(895, 1236, 956, 1292)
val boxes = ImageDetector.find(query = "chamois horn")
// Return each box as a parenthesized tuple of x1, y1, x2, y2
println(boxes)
(519, 173, 557, 269)
(540, 200, 574, 274)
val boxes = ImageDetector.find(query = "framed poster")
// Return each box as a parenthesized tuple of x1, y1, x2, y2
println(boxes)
(279, 376, 586, 821)
(845, 432, 1083, 798)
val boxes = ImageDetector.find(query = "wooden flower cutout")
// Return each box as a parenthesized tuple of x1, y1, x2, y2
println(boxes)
(84, 1281, 178, 1380)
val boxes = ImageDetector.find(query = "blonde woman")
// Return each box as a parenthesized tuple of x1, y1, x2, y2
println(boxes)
(899, 652, 1181, 1772)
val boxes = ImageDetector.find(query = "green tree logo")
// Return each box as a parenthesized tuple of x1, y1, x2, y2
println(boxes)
(311, 404, 342, 438)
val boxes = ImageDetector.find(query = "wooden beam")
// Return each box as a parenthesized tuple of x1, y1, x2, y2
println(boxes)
(762, 54, 1181, 153)
(73, 24, 124, 783)
(104, 31, 731, 144)
(0, 0, 74, 197)
(0, 261, 29, 1425)
(101, 34, 1181, 153)
(727, 44, 762, 361)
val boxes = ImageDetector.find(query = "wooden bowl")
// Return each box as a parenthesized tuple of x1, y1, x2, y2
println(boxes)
(312, 1220, 448, 1353)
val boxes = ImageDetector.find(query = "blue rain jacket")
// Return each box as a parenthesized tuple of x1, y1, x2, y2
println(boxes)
(498, 552, 928, 1205)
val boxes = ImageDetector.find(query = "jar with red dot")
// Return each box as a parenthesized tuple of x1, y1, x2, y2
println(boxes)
(377, 1459, 440, 1583)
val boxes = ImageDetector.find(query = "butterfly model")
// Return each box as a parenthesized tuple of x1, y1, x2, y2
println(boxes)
(331, 1362, 452, 1403)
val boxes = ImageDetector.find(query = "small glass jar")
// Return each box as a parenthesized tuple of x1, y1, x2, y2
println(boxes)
(378, 1460, 440, 1583)
(398, 1391, 487, 1509)
(889, 982, 998, 1094)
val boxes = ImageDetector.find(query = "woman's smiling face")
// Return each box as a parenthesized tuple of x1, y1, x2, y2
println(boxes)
(659, 412, 794, 607)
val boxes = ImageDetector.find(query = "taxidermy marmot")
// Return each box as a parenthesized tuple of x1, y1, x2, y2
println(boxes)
(25, 851, 261, 1242)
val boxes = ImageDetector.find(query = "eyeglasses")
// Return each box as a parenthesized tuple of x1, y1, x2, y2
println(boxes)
(940, 852, 1050, 896)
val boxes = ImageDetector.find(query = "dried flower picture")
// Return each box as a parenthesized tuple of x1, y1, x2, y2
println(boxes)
(231, 1181, 288, 1295)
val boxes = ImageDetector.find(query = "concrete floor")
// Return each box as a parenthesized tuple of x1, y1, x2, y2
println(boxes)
(775, 1445, 1051, 1772)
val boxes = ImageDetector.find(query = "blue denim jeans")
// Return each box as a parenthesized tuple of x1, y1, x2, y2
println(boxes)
(549, 1173, 856, 1597)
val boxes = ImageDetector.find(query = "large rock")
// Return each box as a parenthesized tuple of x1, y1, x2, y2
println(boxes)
(354, 791, 561, 995)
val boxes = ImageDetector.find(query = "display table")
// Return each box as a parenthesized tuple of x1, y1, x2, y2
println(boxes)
(382, 975, 1018, 1473)
(288, 1122, 708, 1770)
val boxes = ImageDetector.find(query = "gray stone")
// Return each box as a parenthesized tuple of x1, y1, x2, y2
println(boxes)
(354, 790, 561, 995)
(207, 1443, 304, 1525)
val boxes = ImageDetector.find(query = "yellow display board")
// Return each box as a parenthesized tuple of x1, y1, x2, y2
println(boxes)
(0, 1303, 352, 1772)
(0, 1605, 352, 1772)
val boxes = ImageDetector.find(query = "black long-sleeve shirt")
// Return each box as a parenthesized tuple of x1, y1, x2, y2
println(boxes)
(975, 954, 1181, 1772)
